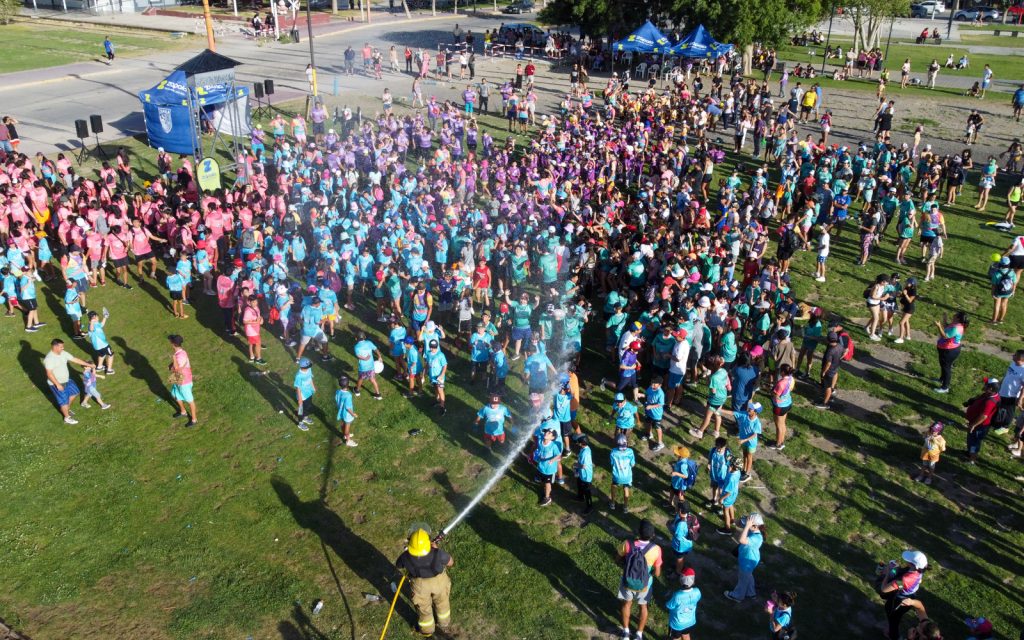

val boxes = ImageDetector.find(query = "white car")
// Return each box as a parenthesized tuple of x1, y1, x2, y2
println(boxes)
(911, 0, 946, 16)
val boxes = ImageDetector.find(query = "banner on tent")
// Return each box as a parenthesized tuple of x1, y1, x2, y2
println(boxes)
(141, 101, 195, 155)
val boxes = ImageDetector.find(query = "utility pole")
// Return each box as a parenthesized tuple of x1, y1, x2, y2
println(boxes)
(820, 0, 834, 75)
(201, 0, 216, 51)
(884, 14, 895, 62)
(307, 0, 317, 95)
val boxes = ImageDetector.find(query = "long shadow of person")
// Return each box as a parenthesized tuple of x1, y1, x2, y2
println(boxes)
(277, 602, 330, 640)
(111, 336, 172, 403)
(18, 339, 52, 401)
(432, 470, 616, 633)
(271, 476, 415, 635)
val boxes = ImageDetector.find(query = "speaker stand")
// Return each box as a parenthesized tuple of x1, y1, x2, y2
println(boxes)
(75, 136, 90, 163)
(93, 133, 108, 159)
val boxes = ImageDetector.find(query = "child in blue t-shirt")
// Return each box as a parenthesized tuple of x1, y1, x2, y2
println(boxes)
(665, 568, 702, 637)
(670, 502, 694, 576)
(294, 358, 316, 431)
(609, 434, 636, 513)
(708, 437, 732, 507)
(335, 375, 358, 446)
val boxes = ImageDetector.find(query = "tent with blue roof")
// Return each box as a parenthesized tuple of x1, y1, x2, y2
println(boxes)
(672, 24, 734, 59)
(612, 20, 674, 53)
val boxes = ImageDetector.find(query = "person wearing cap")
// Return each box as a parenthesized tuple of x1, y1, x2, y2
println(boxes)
(388, 317, 409, 381)
(609, 434, 636, 513)
(241, 294, 266, 366)
(965, 377, 1001, 463)
(616, 519, 662, 640)
(642, 376, 666, 451)
(665, 566, 701, 640)
(879, 550, 928, 640)
(552, 376, 574, 454)
(523, 346, 556, 395)
(293, 357, 316, 431)
(333, 375, 358, 447)
(425, 340, 448, 415)
(353, 331, 383, 400)
(488, 339, 509, 391)
(669, 446, 698, 507)
(990, 256, 1016, 324)
(815, 332, 844, 410)
(726, 402, 763, 482)
(394, 529, 454, 638)
(611, 392, 639, 439)
(534, 425, 562, 507)
(724, 512, 765, 601)
(295, 296, 329, 363)
(571, 434, 594, 515)
(468, 323, 493, 384)
(666, 327, 691, 414)
(475, 395, 512, 451)
(404, 336, 424, 397)
(168, 334, 197, 427)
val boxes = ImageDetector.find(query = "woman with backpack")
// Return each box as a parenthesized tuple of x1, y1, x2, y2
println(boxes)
(990, 256, 1016, 325)
(934, 310, 968, 394)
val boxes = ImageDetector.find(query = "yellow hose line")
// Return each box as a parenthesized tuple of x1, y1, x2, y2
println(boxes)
(378, 574, 407, 640)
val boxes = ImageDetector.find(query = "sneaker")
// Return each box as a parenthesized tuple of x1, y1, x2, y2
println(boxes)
(33, 322, 47, 328)
(100, 403, 112, 410)
(25, 327, 38, 333)
(64, 416, 79, 425)
(933, 387, 950, 394)
(993, 427, 1009, 435)
(105, 369, 115, 375)
(439, 406, 447, 415)
(723, 591, 741, 602)
(297, 422, 310, 432)
(539, 497, 553, 507)
(740, 473, 751, 483)
(651, 442, 666, 452)
(1011, 449, 1022, 459)
(354, 391, 362, 397)
(555, 477, 566, 485)
(923, 476, 932, 485)
(254, 359, 267, 366)
(609, 502, 617, 511)
(815, 276, 826, 282)
(302, 417, 314, 425)
(81, 402, 92, 409)
(185, 420, 197, 428)
(345, 438, 359, 447)
(373, 393, 383, 401)
(287, 341, 298, 348)
(639, 433, 650, 441)
(893, 338, 905, 344)
(621, 504, 629, 514)
(689, 428, 704, 438)
(869, 334, 882, 342)
(173, 411, 188, 419)
(813, 403, 831, 410)
(620, 629, 630, 640)
(716, 527, 733, 536)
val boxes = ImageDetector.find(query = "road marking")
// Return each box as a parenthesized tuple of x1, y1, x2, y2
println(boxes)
(0, 66, 125, 92)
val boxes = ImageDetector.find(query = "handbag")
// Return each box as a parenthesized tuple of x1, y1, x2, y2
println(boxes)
(168, 371, 184, 386)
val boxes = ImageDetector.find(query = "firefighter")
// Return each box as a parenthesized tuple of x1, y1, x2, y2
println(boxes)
(395, 528, 454, 637)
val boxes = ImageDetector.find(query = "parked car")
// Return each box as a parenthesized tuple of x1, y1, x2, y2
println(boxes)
(496, 22, 546, 46)
(911, 1, 946, 16)
(501, 0, 534, 14)
(953, 5, 1001, 20)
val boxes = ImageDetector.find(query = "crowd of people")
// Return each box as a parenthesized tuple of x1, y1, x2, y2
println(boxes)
(4, 28, 1024, 639)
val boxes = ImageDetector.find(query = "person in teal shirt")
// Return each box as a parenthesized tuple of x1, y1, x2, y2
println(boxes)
(605, 304, 628, 351)
(718, 459, 742, 535)
(506, 291, 537, 359)
(87, 310, 115, 374)
(489, 341, 509, 390)
(562, 303, 588, 354)
(524, 348, 556, 394)
(670, 503, 694, 576)
(63, 283, 84, 338)
(534, 426, 561, 506)
(553, 379, 574, 452)
(403, 337, 423, 397)
(475, 395, 512, 450)
(665, 568, 702, 638)
(538, 248, 558, 284)
(611, 392, 638, 436)
(425, 340, 448, 415)
(692, 356, 730, 439)
(353, 331, 382, 399)
(643, 377, 666, 450)
(609, 434, 636, 512)
(572, 433, 594, 514)
(468, 323, 493, 382)
(334, 375, 358, 447)
(726, 513, 765, 601)
(166, 270, 187, 320)
(294, 357, 316, 431)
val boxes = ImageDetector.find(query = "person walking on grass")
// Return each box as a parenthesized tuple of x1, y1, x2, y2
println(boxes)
(717, 458, 742, 535)
(913, 422, 946, 485)
(534, 424, 561, 507)
(294, 357, 315, 431)
(617, 519, 662, 640)
(86, 309, 114, 374)
(665, 567, 701, 640)
(895, 277, 918, 344)
(44, 338, 95, 425)
(991, 257, 1016, 325)
(242, 294, 266, 365)
(103, 36, 115, 64)
(425, 339, 448, 415)
(168, 334, 197, 427)
(769, 364, 795, 450)
(879, 550, 928, 640)
(724, 513, 765, 602)
(934, 310, 968, 394)
(609, 434, 636, 513)
(334, 375, 358, 446)
(572, 434, 594, 515)
(353, 331, 383, 400)
(965, 377, 1000, 464)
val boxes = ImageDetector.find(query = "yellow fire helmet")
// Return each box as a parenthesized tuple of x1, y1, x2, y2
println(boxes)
(408, 529, 432, 557)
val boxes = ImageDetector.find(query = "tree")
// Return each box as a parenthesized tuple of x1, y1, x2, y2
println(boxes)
(539, 0, 657, 40)
(844, 0, 911, 53)
(669, 0, 826, 71)
(0, 0, 19, 24)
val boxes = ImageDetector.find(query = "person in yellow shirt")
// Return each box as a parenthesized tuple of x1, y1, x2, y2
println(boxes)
(800, 87, 818, 122)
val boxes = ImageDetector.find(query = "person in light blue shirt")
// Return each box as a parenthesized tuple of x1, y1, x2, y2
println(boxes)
(670, 445, 698, 506)
(767, 591, 795, 637)
(726, 513, 765, 602)
(402, 336, 423, 396)
(489, 341, 509, 390)
(296, 298, 328, 363)
(708, 437, 732, 507)
(724, 402, 763, 482)
(17, 268, 43, 331)
(665, 568, 702, 638)
(524, 348, 555, 393)
(468, 323, 493, 383)
(293, 357, 316, 431)
(609, 434, 636, 512)
(353, 331, 382, 399)
(388, 318, 408, 378)
(87, 309, 115, 374)
(334, 375, 358, 446)
(475, 395, 512, 450)
(572, 434, 594, 514)
(670, 503, 694, 576)
(534, 426, 561, 506)
(643, 377, 666, 451)
(166, 271, 187, 320)
(718, 459, 742, 534)
(425, 340, 448, 415)
(63, 282, 84, 337)
(552, 376, 574, 451)
(611, 393, 638, 436)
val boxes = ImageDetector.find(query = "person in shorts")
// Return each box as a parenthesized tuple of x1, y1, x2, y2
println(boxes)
(242, 294, 266, 365)
(168, 334, 197, 427)
(475, 395, 512, 450)
(86, 309, 115, 374)
(44, 338, 94, 424)
(816, 332, 844, 409)
(616, 520, 662, 640)
(425, 340, 448, 415)
(296, 297, 329, 363)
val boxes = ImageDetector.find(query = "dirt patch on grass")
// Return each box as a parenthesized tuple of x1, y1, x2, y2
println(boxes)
(833, 389, 892, 422)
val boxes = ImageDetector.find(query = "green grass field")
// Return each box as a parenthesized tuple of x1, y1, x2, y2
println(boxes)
(3, 97, 1024, 640)
(0, 22, 198, 73)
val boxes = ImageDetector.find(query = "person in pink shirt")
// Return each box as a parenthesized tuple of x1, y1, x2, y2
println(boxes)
(85, 229, 106, 286)
(241, 294, 266, 365)
(216, 265, 239, 334)
(103, 225, 132, 289)
(130, 218, 165, 279)
(168, 334, 197, 427)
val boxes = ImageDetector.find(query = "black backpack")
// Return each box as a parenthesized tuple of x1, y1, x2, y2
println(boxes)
(623, 541, 653, 591)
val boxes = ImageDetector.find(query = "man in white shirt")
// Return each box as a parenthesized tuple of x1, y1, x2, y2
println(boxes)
(43, 338, 95, 425)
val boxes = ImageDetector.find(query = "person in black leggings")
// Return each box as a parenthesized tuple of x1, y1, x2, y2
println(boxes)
(934, 310, 969, 394)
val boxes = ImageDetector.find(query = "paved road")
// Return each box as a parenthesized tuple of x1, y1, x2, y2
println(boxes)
(0, 9, 517, 155)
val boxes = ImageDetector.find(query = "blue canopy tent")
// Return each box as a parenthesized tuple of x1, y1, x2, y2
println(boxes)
(672, 24, 734, 59)
(612, 20, 674, 53)
(137, 54, 250, 160)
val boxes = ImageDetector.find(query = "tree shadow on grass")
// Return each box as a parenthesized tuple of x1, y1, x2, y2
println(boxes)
(432, 470, 619, 635)
(111, 336, 172, 403)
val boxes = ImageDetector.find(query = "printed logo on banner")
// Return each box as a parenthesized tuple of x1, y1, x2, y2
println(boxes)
(158, 107, 173, 134)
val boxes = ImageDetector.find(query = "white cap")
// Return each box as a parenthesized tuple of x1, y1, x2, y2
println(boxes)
(748, 513, 765, 527)
(901, 550, 927, 570)
(698, 296, 710, 308)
